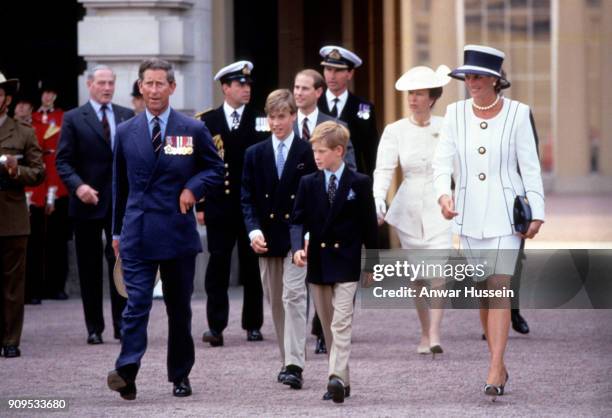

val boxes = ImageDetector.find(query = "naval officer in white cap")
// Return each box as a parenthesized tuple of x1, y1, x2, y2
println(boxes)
(195, 60, 268, 347)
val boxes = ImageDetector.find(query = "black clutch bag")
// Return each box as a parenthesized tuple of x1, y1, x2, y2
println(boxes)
(513, 195, 532, 234)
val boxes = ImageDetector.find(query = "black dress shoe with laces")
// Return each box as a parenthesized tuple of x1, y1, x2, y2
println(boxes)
(2, 345, 21, 358)
(323, 384, 350, 400)
(314, 336, 327, 354)
(511, 309, 530, 334)
(327, 376, 347, 403)
(202, 330, 224, 346)
(173, 377, 192, 397)
(277, 367, 288, 383)
(246, 329, 263, 341)
(107, 369, 137, 400)
(282, 365, 303, 389)
(87, 332, 103, 345)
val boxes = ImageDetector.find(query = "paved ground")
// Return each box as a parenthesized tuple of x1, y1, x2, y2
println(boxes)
(2, 193, 611, 417)
(2, 298, 612, 417)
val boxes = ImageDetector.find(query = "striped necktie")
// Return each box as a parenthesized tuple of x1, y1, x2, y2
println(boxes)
(152, 117, 162, 154)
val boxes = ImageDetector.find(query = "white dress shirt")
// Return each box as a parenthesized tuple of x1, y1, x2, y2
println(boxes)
(89, 99, 117, 149)
(325, 89, 348, 117)
(223, 102, 245, 130)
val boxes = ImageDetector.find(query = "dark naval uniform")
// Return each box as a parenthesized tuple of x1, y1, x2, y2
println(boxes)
(196, 103, 268, 338)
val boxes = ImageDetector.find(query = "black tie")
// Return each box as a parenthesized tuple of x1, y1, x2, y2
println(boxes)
(100, 104, 111, 146)
(231, 110, 240, 131)
(330, 98, 339, 118)
(302, 117, 310, 140)
(328, 174, 337, 204)
(152, 117, 162, 154)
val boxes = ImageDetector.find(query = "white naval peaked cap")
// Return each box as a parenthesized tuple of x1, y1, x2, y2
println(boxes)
(214, 60, 254, 83)
(319, 45, 362, 69)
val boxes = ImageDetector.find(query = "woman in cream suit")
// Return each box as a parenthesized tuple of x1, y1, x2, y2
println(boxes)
(433, 45, 544, 398)
(373, 65, 452, 356)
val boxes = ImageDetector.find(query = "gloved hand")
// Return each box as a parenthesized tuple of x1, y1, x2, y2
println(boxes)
(375, 198, 387, 225)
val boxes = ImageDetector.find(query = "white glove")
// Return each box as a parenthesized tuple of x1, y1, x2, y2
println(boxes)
(375, 198, 387, 224)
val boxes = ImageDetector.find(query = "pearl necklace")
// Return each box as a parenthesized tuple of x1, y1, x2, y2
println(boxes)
(472, 95, 501, 111)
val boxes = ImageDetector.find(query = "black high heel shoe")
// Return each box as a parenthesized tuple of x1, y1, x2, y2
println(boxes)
(430, 344, 443, 359)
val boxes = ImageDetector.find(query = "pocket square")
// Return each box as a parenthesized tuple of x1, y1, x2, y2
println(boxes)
(347, 189, 356, 200)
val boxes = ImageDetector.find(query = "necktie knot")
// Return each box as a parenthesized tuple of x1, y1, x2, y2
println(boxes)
(330, 98, 340, 118)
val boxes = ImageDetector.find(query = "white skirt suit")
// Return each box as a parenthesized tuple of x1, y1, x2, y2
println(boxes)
(373, 116, 452, 250)
(432, 98, 545, 275)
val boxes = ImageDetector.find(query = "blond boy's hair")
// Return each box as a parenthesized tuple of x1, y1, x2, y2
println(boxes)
(264, 89, 297, 115)
(309, 121, 349, 155)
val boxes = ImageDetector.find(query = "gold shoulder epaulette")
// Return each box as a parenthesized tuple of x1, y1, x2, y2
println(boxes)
(194, 107, 214, 120)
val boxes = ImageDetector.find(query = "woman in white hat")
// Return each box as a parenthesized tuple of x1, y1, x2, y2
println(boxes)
(373, 65, 452, 356)
(433, 45, 545, 398)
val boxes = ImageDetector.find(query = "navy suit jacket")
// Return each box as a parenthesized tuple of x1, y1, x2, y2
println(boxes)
(292, 111, 357, 172)
(241, 136, 317, 257)
(318, 92, 379, 177)
(290, 169, 378, 284)
(56, 102, 134, 219)
(113, 109, 224, 260)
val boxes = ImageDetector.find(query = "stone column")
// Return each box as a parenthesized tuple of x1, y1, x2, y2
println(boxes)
(77, 0, 216, 114)
(600, 0, 612, 176)
(429, 0, 460, 110)
(551, 0, 590, 187)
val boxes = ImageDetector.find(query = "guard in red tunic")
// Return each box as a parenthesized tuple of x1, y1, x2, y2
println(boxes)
(25, 82, 70, 302)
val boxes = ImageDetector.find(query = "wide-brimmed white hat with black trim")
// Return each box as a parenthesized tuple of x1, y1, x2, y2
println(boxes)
(449, 45, 511, 89)
(0, 72, 20, 96)
(395, 65, 451, 91)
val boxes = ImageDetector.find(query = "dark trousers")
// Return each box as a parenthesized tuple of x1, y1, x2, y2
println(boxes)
(116, 255, 196, 383)
(73, 216, 125, 336)
(25, 199, 70, 300)
(44, 197, 70, 296)
(204, 210, 263, 333)
(0, 236, 28, 346)
(25, 206, 44, 301)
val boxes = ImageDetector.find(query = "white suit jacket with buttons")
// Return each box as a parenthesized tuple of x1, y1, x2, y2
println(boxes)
(373, 116, 451, 240)
(432, 98, 545, 239)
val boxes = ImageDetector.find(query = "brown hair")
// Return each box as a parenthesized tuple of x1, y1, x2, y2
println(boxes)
(296, 69, 325, 90)
(264, 89, 297, 115)
(309, 120, 349, 156)
(494, 69, 507, 93)
(428, 87, 443, 108)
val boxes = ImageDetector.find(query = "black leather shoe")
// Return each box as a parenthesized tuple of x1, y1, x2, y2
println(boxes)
(246, 329, 263, 341)
(314, 336, 327, 354)
(323, 385, 350, 400)
(107, 370, 136, 400)
(202, 330, 223, 347)
(173, 377, 192, 397)
(87, 333, 103, 345)
(47, 291, 69, 300)
(282, 366, 303, 389)
(327, 376, 346, 403)
(2, 345, 21, 358)
(511, 310, 530, 334)
(277, 367, 288, 383)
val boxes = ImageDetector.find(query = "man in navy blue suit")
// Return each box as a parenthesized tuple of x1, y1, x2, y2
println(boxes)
(107, 59, 224, 400)
(56, 65, 134, 345)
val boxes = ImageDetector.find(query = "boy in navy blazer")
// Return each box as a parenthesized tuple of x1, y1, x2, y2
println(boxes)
(291, 121, 377, 403)
(107, 59, 224, 400)
(241, 89, 316, 389)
